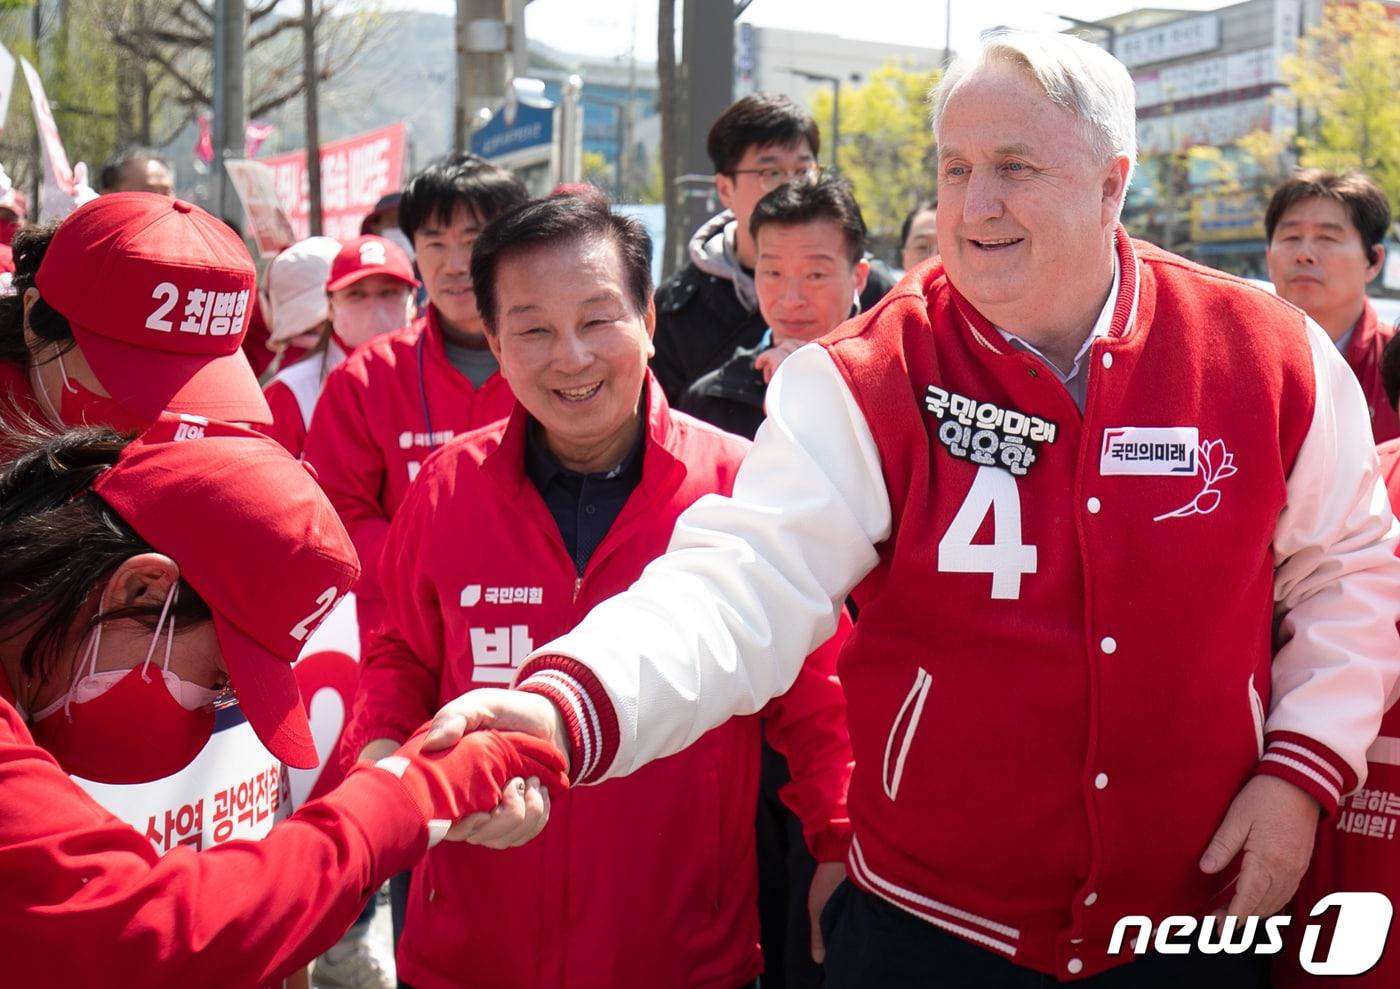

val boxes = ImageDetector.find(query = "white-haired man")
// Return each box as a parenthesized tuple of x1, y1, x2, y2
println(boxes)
(427, 32, 1400, 985)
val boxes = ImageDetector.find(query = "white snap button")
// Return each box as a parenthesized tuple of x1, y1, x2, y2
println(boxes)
(1084, 892, 1098, 906)
(1087, 497, 1101, 514)
(1071, 937, 1084, 945)
(1100, 636, 1117, 654)
(1068, 958, 1084, 975)
(1095, 773, 1109, 790)
(1101, 352, 1113, 369)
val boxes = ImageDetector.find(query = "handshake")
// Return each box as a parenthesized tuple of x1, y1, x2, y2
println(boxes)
(361, 687, 570, 848)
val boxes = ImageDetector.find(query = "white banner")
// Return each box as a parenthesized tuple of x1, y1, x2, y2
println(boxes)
(0, 42, 16, 137)
(19, 57, 73, 196)
(224, 158, 297, 258)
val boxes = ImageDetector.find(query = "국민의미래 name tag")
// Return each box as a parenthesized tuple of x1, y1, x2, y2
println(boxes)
(1100, 426, 1199, 476)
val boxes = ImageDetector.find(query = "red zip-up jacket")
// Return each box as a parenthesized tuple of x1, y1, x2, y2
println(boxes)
(345, 377, 854, 989)
(0, 677, 427, 988)
(1343, 300, 1400, 444)
(302, 308, 515, 642)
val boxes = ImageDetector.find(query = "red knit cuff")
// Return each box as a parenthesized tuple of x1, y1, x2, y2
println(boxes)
(515, 656, 620, 785)
(1254, 731, 1357, 818)
(809, 820, 854, 863)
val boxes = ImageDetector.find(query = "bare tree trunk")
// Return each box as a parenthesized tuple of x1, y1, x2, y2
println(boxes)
(658, 0, 679, 278)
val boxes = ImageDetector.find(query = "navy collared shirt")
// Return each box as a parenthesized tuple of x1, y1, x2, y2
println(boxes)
(524, 419, 646, 576)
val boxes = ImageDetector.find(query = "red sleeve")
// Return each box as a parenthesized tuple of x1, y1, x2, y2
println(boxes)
(758, 610, 854, 862)
(0, 704, 426, 987)
(340, 466, 445, 767)
(303, 362, 392, 597)
(257, 379, 308, 459)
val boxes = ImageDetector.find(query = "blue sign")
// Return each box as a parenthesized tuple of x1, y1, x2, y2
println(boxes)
(471, 100, 554, 159)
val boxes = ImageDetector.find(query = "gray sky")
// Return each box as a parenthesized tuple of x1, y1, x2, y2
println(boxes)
(392, 0, 1232, 63)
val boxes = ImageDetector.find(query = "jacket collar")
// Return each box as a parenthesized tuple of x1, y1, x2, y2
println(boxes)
(1345, 298, 1382, 364)
(482, 369, 685, 499)
(945, 224, 1141, 359)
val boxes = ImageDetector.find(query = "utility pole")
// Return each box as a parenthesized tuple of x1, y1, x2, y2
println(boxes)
(668, 0, 733, 274)
(302, 0, 322, 235)
(212, 0, 247, 223)
(455, 0, 512, 152)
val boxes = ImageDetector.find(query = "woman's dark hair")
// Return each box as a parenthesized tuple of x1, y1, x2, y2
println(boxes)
(750, 176, 868, 265)
(0, 425, 210, 681)
(470, 194, 654, 335)
(0, 222, 72, 371)
(900, 200, 937, 249)
(398, 152, 530, 243)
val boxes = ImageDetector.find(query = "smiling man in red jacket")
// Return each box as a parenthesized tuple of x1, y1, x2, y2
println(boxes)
(430, 31, 1400, 988)
(342, 193, 854, 989)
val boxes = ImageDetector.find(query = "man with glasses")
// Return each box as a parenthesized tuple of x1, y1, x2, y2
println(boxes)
(651, 93, 895, 404)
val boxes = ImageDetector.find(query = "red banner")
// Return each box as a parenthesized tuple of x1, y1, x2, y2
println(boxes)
(260, 122, 407, 243)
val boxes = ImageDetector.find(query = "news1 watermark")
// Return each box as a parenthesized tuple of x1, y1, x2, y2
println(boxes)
(1108, 893, 1394, 975)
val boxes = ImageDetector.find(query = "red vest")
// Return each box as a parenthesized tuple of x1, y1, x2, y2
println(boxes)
(819, 230, 1316, 979)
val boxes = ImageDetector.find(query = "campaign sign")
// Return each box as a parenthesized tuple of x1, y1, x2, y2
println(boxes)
(261, 123, 407, 243)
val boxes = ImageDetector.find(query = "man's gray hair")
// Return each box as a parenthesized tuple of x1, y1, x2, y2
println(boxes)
(932, 31, 1138, 193)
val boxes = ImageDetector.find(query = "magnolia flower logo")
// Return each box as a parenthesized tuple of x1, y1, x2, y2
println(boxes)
(1153, 439, 1237, 522)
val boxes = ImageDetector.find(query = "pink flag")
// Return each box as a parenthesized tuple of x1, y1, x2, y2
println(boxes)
(245, 121, 275, 158)
(195, 113, 213, 164)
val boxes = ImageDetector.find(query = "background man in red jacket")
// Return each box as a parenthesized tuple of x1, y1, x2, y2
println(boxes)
(344, 193, 854, 989)
(1266, 169, 1399, 442)
(431, 30, 1400, 988)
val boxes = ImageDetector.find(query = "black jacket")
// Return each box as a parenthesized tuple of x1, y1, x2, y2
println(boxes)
(651, 257, 897, 403)
(675, 338, 769, 441)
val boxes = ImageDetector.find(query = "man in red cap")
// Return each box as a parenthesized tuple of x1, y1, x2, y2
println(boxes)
(0, 192, 271, 435)
(0, 413, 566, 986)
(263, 234, 419, 458)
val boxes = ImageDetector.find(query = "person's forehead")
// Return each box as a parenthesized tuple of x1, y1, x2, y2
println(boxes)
(504, 235, 627, 286)
(758, 220, 847, 255)
(908, 211, 938, 234)
(738, 140, 816, 166)
(937, 63, 1073, 143)
(421, 202, 485, 234)
(1277, 196, 1358, 233)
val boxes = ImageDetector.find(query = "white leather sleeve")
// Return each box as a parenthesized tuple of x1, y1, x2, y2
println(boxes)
(1268, 316, 1400, 799)
(520, 344, 891, 780)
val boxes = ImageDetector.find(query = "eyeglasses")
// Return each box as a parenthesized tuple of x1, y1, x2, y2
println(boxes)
(729, 165, 824, 192)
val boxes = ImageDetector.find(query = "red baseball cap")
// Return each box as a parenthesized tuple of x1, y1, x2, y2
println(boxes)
(92, 413, 360, 768)
(326, 234, 418, 293)
(34, 193, 272, 425)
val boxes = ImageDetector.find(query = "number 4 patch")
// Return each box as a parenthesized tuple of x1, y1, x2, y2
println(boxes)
(937, 467, 1038, 600)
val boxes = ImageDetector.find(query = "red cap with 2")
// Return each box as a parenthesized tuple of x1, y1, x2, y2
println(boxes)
(35, 193, 272, 425)
(326, 234, 418, 293)
(92, 413, 360, 768)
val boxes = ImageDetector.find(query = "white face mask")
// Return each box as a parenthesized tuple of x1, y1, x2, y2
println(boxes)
(30, 585, 222, 723)
(333, 295, 413, 349)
